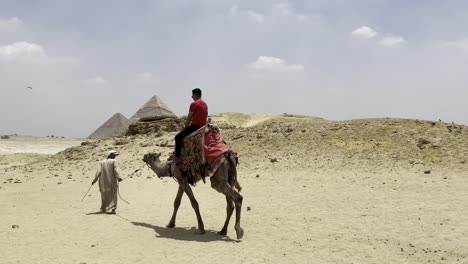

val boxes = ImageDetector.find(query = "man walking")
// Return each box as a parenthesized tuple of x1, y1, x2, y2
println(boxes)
(92, 150, 123, 214)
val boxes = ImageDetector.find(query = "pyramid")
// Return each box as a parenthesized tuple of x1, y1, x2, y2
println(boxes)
(129, 95, 176, 123)
(88, 113, 130, 139)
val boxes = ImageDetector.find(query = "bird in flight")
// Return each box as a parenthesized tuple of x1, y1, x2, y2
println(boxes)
(27, 86, 32, 90)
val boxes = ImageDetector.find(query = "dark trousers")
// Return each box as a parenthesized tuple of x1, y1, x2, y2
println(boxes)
(175, 125, 201, 157)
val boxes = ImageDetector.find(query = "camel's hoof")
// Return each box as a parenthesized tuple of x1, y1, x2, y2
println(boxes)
(166, 223, 175, 228)
(218, 229, 227, 236)
(199, 229, 206, 234)
(235, 227, 244, 240)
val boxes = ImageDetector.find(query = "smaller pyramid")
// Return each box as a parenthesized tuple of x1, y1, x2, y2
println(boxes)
(129, 95, 176, 123)
(88, 113, 130, 139)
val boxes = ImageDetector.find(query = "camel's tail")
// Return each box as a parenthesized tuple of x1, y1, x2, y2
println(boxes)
(226, 151, 242, 192)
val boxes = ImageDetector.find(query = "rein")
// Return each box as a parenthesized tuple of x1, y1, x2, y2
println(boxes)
(121, 164, 147, 180)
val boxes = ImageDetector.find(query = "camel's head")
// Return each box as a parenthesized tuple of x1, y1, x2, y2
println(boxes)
(143, 152, 172, 178)
(142, 152, 162, 165)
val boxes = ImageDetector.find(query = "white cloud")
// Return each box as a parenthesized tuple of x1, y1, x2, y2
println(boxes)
(136, 72, 153, 79)
(351, 26, 377, 39)
(232, 4, 310, 23)
(85, 76, 108, 86)
(248, 56, 304, 72)
(247, 10, 265, 23)
(272, 2, 306, 20)
(379, 36, 405, 47)
(0, 17, 22, 31)
(0, 42, 47, 61)
(273, 3, 293, 16)
(441, 38, 468, 52)
(229, 5, 239, 15)
(296, 14, 306, 21)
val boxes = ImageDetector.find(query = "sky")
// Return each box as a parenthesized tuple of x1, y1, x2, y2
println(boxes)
(0, 0, 467, 138)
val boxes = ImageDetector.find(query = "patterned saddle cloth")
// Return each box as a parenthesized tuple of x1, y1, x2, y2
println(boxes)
(170, 124, 232, 185)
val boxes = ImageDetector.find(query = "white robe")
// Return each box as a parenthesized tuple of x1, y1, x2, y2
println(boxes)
(94, 158, 121, 213)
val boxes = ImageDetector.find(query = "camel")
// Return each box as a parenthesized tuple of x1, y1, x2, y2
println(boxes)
(143, 151, 244, 239)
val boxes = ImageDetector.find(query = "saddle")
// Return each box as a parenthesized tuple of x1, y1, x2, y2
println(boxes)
(170, 124, 234, 185)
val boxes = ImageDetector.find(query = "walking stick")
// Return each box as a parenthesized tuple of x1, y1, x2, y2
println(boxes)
(118, 189, 131, 204)
(81, 184, 93, 202)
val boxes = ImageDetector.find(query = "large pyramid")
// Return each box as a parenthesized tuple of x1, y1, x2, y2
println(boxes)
(129, 95, 176, 123)
(88, 113, 130, 139)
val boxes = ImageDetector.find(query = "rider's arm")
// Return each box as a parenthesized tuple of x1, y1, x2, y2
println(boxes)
(185, 111, 193, 127)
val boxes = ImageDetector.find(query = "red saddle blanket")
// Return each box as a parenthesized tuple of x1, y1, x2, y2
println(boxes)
(175, 124, 231, 184)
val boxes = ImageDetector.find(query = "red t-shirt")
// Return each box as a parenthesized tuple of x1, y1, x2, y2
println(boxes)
(189, 99, 208, 126)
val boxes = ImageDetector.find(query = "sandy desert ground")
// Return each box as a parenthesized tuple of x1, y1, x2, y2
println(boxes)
(1, 113, 468, 264)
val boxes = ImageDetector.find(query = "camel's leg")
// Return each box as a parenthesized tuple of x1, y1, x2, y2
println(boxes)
(215, 161, 243, 239)
(234, 180, 242, 192)
(167, 185, 184, 228)
(220, 184, 243, 239)
(218, 197, 235, 236)
(180, 182, 205, 234)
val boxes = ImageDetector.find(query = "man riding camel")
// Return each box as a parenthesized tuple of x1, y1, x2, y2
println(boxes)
(174, 88, 208, 162)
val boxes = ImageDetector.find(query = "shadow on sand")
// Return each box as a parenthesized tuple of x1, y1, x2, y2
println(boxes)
(85, 211, 105, 215)
(131, 221, 237, 242)
(86, 212, 133, 223)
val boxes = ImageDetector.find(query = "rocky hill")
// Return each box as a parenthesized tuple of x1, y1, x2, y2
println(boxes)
(2, 113, 466, 186)
(218, 115, 468, 173)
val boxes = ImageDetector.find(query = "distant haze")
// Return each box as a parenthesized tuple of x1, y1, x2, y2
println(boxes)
(1, 0, 467, 138)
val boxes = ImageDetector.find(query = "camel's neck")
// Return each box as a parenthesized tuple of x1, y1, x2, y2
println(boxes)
(147, 160, 171, 178)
